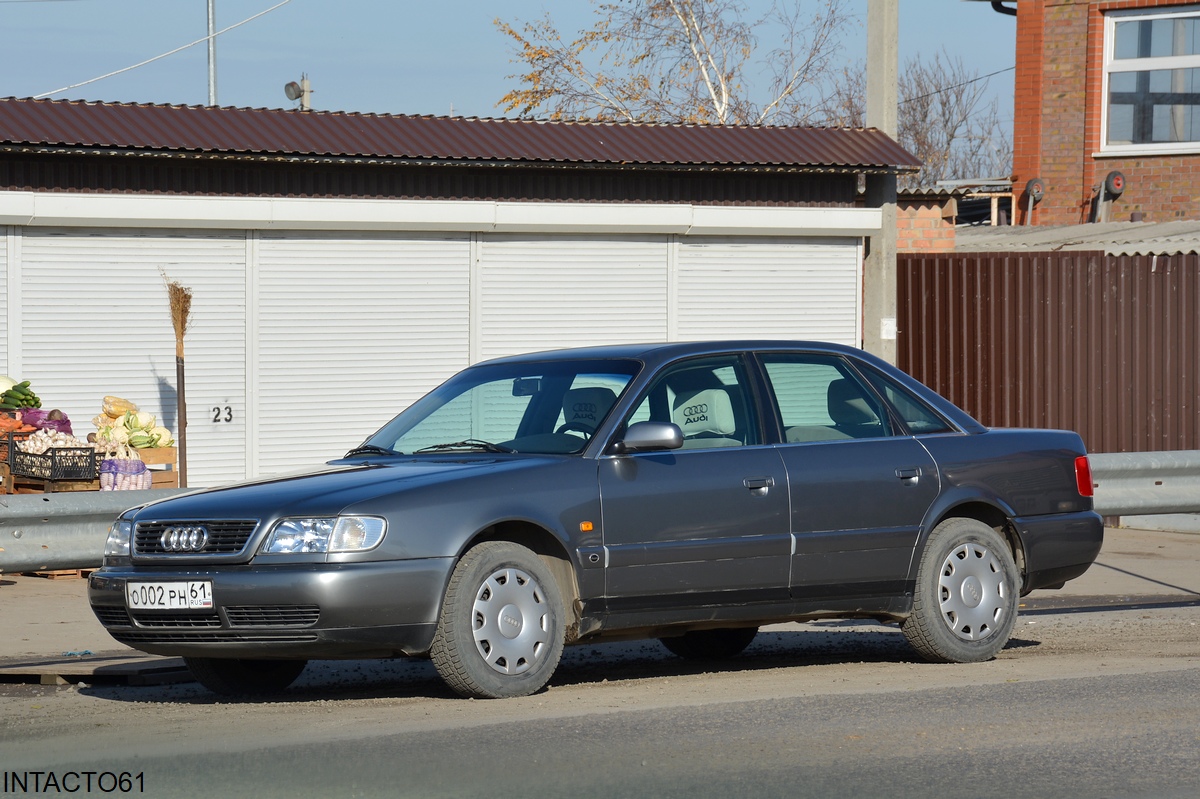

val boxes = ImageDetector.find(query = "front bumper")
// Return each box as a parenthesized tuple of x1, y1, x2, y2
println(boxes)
(88, 558, 454, 659)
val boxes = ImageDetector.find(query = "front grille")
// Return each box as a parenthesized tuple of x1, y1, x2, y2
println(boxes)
(225, 605, 321, 627)
(134, 520, 259, 556)
(93, 606, 131, 627)
(111, 631, 320, 644)
(130, 611, 222, 628)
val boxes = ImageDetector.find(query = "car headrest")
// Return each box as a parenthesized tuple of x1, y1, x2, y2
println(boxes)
(561, 387, 618, 432)
(827, 378, 879, 426)
(672, 387, 736, 437)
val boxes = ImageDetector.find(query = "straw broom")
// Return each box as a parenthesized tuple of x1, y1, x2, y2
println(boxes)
(161, 269, 192, 488)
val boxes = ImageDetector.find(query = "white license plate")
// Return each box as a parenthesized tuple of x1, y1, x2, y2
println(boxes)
(126, 581, 213, 610)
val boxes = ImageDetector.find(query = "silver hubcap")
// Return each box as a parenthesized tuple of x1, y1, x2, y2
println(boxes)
(471, 567, 550, 675)
(938, 542, 1007, 641)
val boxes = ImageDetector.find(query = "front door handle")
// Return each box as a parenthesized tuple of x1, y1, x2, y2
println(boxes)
(744, 477, 775, 493)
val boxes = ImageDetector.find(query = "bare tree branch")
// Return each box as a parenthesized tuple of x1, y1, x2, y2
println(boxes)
(496, 0, 851, 125)
(817, 50, 1013, 188)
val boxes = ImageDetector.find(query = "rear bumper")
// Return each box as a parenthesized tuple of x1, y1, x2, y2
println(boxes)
(88, 558, 452, 659)
(1014, 510, 1104, 593)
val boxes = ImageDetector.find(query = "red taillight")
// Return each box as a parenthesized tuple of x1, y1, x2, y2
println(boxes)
(1075, 456, 1094, 497)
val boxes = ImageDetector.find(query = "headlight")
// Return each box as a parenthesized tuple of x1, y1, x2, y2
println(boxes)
(261, 516, 386, 554)
(103, 520, 133, 565)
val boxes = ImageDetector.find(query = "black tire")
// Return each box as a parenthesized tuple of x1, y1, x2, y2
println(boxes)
(184, 657, 307, 696)
(902, 518, 1019, 663)
(430, 541, 566, 699)
(659, 627, 758, 660)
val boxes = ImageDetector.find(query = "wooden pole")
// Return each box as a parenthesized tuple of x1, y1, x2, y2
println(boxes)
(162, 269, 192, 489)
(176, 353, 187, 489)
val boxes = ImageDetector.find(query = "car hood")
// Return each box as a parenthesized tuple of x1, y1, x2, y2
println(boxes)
(131, 456, 563, 521)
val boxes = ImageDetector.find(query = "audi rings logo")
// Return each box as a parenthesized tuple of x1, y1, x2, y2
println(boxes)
(682, 402, 710, 425)
(572, 401, 598, 421)
(160, 525, 210, 552)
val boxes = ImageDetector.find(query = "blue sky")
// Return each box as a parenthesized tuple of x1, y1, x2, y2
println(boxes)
(0, 0, 1016, 122)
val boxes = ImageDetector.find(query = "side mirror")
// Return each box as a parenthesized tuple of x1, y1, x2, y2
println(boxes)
(610, 421, 683, 454)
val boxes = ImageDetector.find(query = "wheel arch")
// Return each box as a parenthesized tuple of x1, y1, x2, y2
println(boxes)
(460, 519, 583, 641)
(920, 501, 1028, 590)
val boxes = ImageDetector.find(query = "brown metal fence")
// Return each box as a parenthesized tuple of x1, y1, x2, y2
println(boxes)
(898, 250, 1200, 453)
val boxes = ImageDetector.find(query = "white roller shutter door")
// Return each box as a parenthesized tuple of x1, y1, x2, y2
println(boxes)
(476, 235, 669, 361)
(3, 224, 862, 485)
(254, 232, 471, 477)
(1, 227, 8, 367)
(676, 236, 861, 345)
(15, 228, 247, 487)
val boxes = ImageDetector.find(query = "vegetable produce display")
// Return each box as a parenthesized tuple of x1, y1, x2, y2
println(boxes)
(0, 416, 37, 435)
(1, 390, 177, 490)
(17, 428, 92, 454)
(20, 408, 73, 435)
(98, 443, 153, 491)
(92, 396, 174, 450)
(0, 379, 42, 410)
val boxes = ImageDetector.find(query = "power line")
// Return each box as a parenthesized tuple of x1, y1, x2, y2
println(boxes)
(902, 65, 1016, 105)
(33, 0, 294, 100)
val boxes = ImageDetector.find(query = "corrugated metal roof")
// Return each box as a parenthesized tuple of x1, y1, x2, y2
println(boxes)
(956, 220, 1200, 256)
(0, 97, 919, 172)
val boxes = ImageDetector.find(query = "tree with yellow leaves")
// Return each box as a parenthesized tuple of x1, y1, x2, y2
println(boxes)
(496, 0, 852, 125)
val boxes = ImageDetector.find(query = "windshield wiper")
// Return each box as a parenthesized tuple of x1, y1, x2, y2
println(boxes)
(343, 444, 398, 458)
(414, 439, 515, 454)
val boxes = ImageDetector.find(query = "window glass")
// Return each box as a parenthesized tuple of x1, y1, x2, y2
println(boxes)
(760, 355, 890, 443)
(1106, 11, 1200, 149)
(552, 373, 633, 433)
(370, 359, 638, 455)
(859, 368, 955, 436)
(626, 355, 757, 449)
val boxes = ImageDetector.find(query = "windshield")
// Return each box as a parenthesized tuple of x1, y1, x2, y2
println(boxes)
(364, 359, 641, 455)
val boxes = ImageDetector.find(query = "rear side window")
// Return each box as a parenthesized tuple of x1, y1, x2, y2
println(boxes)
(860, 367, 955, 435)
(760, 355, 891, 442)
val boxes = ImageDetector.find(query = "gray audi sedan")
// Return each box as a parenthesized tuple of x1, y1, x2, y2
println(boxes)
(89, 341, 1103, 699)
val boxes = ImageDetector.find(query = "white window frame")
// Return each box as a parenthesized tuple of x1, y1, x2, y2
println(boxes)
(1100, 4, 1200, 157)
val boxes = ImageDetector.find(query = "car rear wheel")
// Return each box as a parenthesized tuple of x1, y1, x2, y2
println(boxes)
(902, 518, 1019, 663)
(659, 627, 759, 660)
(184, 657, 307, 696)
(430, 541, 566, 699)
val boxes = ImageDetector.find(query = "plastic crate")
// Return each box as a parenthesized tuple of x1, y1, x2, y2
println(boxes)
(10, 447, 100, 481)
(0, 430, 34, 463)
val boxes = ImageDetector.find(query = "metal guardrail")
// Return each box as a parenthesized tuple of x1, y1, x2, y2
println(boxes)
(0, 489, 190, 573)
(1, 451, 1197, 574)
(1090, 450, 1200, 517)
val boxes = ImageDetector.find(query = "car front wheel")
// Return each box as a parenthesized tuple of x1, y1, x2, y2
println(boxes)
(902, 518, 1019, 663)
(430, 541, 566, 699)
(184, 657, 307, 696)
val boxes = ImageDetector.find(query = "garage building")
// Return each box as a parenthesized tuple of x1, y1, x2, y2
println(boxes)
(0, 98, 917, 485)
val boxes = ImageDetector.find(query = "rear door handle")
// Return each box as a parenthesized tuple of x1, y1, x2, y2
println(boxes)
(895, 467, 920, 482)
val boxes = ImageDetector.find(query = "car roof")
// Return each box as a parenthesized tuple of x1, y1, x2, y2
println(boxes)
(476, 340, 867, 369)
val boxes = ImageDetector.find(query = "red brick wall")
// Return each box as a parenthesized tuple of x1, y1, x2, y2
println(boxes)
(1013, 0, 1047, 224)
(1011, 0, 1200, 225)
(896, 200, 956, 253)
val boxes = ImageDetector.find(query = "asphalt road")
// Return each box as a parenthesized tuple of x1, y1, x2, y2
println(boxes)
(2, 602, 1198, 798)
(2, 526, 1199, 798)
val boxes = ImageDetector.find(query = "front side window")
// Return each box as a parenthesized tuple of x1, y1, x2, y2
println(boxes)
(625, 355, 759, 449)
(1105, 7, 1200, 152)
